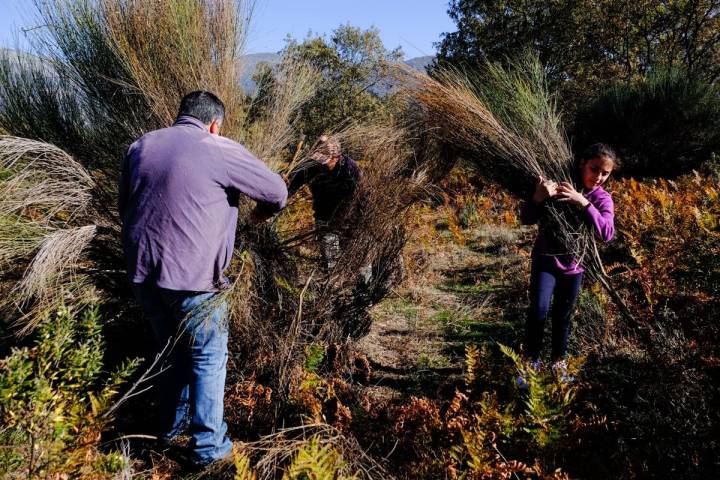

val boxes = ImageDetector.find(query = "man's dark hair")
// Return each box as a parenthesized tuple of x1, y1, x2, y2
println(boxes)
(178, 90, 225, 125)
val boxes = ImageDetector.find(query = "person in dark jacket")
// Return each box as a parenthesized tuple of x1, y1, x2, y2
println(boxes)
(287, 135, 365, 274)
(119, 91, 287, 467)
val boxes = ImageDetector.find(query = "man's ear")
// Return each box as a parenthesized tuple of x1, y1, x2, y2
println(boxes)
(209, 119, 221, 135)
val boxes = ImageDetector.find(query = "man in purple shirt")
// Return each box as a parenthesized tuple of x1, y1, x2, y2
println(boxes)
(119, 91, 287, 467)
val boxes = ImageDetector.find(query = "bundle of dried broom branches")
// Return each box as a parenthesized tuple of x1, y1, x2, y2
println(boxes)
(400, 55, 616, 288)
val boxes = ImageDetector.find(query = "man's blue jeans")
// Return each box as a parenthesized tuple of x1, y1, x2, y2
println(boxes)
(132, 283, 233, 465)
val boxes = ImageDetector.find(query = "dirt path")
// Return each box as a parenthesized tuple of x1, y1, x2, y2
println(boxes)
(357, 224, 532, 399)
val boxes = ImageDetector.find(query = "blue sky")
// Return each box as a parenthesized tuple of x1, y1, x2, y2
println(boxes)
(0, 0, 455, 59)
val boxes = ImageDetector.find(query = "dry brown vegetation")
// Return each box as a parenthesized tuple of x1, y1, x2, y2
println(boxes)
(0, 1, 718, 479)
(0, 1, 447, 477)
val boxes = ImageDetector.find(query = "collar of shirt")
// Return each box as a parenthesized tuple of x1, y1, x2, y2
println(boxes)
(330, 154, 349, 173)
(173, 115, 208, 130)
(583, 185, 602, 196)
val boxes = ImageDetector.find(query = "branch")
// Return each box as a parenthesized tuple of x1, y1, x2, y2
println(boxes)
(102, 336, 175, 419)
(592, 240, 635, 325)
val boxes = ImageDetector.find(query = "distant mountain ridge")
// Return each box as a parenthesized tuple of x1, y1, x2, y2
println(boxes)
(1, 48, 434, 94)
(404, 55, 434, 71)
(239, 53, 434, 92)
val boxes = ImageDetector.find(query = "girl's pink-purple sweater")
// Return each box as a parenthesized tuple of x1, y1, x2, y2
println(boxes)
(520, 186, 615, 275)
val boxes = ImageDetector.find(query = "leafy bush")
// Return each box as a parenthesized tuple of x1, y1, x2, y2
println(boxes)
(435, 0, 720, 113)
(281, 24, 403, 139)
(0, 302, 139, 479)
(574, 69, 720, 178)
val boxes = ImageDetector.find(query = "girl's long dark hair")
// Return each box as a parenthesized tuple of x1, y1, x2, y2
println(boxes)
(578, 143, 620, 169)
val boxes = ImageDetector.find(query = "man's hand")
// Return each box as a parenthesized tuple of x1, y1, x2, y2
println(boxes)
(557, 182, 591, 208)
(532, 176, 558, 203)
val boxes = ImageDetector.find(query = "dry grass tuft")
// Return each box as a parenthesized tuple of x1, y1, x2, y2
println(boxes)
(0, 136, 95, 224)
(14, 225, 96, 308)
(103, 0, 252, 131)
(0, 137, 101, 333)
(241, 423, 392, 479)
(243, 57, 321, 168)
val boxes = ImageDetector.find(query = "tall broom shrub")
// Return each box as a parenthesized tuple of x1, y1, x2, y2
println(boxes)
(573, 69, 720, 178)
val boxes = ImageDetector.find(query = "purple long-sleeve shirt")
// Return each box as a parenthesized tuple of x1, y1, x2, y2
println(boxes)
(520, 186, 615, 275)
(119, 115, 288, 292)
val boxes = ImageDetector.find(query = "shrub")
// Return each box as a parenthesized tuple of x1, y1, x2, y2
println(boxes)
(384, 343, 583, 479)
(0, 302, 139, 479)
(574, 69, 720, 178)
(281, 24, 404, 139)
(612, 175, 719, 320)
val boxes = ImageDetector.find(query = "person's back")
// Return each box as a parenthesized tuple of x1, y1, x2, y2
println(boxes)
(121, 116, 287, 292)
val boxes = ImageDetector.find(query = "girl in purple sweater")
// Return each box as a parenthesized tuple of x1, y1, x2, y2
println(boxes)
(519, 144, 618, 381)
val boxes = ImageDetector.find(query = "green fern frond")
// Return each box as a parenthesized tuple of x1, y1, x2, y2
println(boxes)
(282, 436, 357, 480)
(234, 446, 257, 480)
(499, 343, 579, 448)
(498, 342, 521, 367)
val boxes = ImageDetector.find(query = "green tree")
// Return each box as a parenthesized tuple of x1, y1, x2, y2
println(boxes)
(435, 0, 720, 110)
(282, 24, 404, 138)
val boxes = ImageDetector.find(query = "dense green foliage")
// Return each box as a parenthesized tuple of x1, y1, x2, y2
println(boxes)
(436, 0, 720, 109)
(0, 302, 139, 478)
(573, 69, 720, 177)
(278, 25, 403, 138)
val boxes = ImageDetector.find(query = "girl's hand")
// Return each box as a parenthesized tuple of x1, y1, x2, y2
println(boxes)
(532, 176, 558, 203)
(557, 182, 591, 208)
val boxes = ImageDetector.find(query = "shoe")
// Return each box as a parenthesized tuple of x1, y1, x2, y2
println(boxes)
(551, 360, 574, 384)
(184, 446, 235, 473)
(134, 434, 183, 458)
(515, 359, 542, 390)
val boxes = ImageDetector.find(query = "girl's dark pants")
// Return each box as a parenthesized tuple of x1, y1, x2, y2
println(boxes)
(525, 264, 583, 362)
